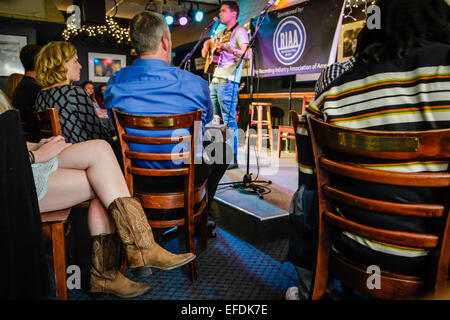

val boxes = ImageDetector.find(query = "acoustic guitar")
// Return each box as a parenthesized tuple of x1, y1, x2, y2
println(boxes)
(204, 33, 231, 75)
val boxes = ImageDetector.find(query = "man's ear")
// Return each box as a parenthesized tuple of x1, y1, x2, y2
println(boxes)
(161, 36, 170, 52)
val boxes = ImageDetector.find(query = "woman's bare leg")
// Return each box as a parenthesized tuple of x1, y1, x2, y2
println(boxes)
(38, 168, 94, 211)
(56, 139, 130, 208)
(87, 198, 115, 235)
(38, 168, 115, 235)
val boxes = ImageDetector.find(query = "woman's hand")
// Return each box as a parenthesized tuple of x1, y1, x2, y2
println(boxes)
(32, 136, 72, 163)
(36, 137, 55, 149)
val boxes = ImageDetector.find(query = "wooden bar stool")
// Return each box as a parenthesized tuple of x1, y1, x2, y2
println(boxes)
(245, 102, 274, 153)
(277, 124, 296, 158)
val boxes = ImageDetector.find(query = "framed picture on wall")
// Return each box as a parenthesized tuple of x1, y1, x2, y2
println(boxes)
(88, 52, 126, 83)
(0, 34, 27, 76)
(338, 20, 365, 62)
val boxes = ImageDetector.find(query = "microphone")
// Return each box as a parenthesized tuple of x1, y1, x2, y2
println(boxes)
(260, 0, 280, 15)
(204, 17, 219, 31)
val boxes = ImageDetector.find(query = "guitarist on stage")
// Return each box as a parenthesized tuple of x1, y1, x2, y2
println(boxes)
(201, 1, 250, 169)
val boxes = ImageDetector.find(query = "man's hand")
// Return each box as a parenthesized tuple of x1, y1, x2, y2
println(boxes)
(216, 43, 232, 53)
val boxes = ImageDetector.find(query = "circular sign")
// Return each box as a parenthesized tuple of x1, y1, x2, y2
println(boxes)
(273, 16, 306, 66)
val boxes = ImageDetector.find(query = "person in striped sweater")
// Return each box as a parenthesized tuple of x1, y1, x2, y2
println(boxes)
(286, 0, 450, 299)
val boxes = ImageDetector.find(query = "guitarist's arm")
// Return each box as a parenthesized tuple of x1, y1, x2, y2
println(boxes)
(217, 27, 251, 60)
(217, 42, 251, 60)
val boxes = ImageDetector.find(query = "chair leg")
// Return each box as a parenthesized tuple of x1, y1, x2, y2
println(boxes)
(201, 200, 208, 251)
(52, 223, 68, 300)
(185, 200, 198, 282)
(245, 105, 253, 152)
(257, 106, 263, 153)
(278, 130, 282, 158)
(294, 139, 298, 162)
(311, 222, 332, 300)
(267, 107, 273, 154)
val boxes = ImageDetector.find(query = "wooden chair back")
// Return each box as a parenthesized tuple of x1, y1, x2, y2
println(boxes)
(307, 115, 450, 299)
(112, 108, 202, 195)
(34, 108, 62, 138)
(112, 108, 206, 281)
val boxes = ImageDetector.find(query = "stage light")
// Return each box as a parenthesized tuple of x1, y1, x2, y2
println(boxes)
(178, 15, 188, 26)
(192, 9, 204, 23)
(164, 12, 174, 26)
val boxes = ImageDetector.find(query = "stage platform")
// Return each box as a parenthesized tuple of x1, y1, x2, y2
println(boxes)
(210, 145, 299, 245)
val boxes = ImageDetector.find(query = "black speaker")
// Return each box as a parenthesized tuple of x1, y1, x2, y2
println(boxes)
(73, 0, 106, 24)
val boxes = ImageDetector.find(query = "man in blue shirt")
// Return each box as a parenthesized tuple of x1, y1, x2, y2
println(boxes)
(104, 11, 229, 221)
(105, 12, 213, 169)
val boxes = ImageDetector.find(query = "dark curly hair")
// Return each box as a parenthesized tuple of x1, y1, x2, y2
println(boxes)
(354, 0, 450, 64)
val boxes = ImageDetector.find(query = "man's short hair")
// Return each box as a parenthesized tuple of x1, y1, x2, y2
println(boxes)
(222, 1, 240, 18)
(20, 44, 42, 72)
(130, 11, 169, 56)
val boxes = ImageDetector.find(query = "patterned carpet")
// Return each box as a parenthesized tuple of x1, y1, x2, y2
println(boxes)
(48, 222, 298, 300)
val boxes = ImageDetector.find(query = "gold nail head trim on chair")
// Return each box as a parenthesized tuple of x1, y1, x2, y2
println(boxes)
(338, 132, 419, 152)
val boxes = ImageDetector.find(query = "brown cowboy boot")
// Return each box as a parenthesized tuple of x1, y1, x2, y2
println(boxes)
(89, 233, 150, 299)
(108, 197, 196, 278)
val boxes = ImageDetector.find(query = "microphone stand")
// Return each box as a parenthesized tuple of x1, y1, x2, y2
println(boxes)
(179, 19, 218, 70)
(218, 6, 274, 199)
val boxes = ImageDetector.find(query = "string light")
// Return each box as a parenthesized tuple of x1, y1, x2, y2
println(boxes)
(61, 16, 131, 45)
(344, 0, 370, 21)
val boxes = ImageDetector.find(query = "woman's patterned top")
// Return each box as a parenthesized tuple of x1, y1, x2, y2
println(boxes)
(35, 85, 111, 143)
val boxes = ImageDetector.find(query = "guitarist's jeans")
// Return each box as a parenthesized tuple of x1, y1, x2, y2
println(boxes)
(209, 81, 239, 158)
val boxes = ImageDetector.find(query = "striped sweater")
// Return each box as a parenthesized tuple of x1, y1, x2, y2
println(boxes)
(297, 41, 450, 259)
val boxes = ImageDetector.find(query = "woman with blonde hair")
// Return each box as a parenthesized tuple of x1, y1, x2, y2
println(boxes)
(31, 41, 195, 299)
(0, 89, 13, 113)
(35, 41, 110, 144)
(5, 73, 24, 101)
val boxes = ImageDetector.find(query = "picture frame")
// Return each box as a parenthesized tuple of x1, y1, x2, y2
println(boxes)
(0, 34, 27, 76)
(88, 52, 126, 83)
(337, 20, 365, 63)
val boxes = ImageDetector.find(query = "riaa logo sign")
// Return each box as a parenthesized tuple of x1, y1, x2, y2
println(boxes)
(273, 16, 306, 66)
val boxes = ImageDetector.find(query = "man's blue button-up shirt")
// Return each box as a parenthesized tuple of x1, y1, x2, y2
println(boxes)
(104, 58, 213, 169)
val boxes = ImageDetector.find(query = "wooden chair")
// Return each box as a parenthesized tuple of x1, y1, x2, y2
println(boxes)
(34, 108, 87, 299)
(307, 115, 450, 299)
(112, 109, 208, 282)
(35, 108, 62, 137)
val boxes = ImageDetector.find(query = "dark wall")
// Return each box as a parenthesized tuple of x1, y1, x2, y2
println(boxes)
(0, 18, 37, 92)
(0, 17, 134, 95)
(70, 41, 135, 89)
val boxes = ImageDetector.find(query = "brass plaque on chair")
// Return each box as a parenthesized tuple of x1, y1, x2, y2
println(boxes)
(338, 132, 419, 152)
(133, 118, 174, 128)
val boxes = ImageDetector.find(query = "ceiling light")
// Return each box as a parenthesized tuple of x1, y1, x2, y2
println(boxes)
(178, 14, 188, 26)
(164, 12, 174, 26)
